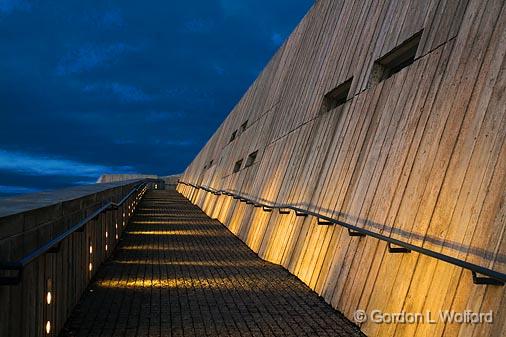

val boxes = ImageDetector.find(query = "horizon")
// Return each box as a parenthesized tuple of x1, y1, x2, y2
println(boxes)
(0, 0, 313, 197)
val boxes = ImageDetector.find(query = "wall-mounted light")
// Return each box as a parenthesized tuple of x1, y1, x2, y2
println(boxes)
(45, 279, 52, 334)
(46, 278, 52, 305)
(46, 291, 52, 305)
(89, 239, 93, 272)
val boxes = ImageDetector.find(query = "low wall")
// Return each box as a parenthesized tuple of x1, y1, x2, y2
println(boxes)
(97, 174, 157, 183)
(0, 180, 146, 337)
(97, 174, 180, 190)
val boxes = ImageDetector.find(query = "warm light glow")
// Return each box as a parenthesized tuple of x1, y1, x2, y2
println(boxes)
(89, 262, 93, 271)
(115, 234, 119, 240)
(95, 275, 253, 289)
(131, 220, 195, 225)
(123, 213, 125, 217)
(89, 245, 93, 255)
(105, 244, 108, 251)
(105, 231, 108, 238)
(45, 321, 51, 334)
(46, 291, 52, 305)
(126, 230, 225, 237)
(115, 223, 118, 229)
(114, 259, 261, 267)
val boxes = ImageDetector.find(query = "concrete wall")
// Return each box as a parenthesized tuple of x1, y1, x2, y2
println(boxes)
(177, 0, 506, 336)
(98, 174, 180, 190)
(97, 174, 157, 183)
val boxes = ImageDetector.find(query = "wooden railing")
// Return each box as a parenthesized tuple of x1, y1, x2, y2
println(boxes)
(0, 179, 159, 337)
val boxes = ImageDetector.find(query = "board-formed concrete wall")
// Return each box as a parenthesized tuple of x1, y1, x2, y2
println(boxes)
(178, 0, 506, 336)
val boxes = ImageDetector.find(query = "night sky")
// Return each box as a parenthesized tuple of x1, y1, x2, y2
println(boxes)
(0, 0, 313, 196)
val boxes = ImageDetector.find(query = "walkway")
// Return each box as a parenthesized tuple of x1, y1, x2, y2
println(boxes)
(61, 190, 364, 337)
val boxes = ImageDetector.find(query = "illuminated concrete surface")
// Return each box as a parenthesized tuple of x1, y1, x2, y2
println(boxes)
(61, 190, 363, 337)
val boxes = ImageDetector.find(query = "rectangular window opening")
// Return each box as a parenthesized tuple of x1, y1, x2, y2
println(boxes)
(245, 150, 258, 167)
(369, 30, 423, 86)
(320, 77, 353, 114)
(229, 130, 237, 143)
(240, 120, 248, 133)
(233, 159, 243, 173)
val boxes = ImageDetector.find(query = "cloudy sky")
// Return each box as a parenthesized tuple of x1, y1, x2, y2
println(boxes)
(0, 0, 312, 196)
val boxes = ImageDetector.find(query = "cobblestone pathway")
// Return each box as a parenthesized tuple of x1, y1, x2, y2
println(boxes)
(62, 190, 364, 337)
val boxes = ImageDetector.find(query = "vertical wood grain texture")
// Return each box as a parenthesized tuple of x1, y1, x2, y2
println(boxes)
(178, 0, 506, 336)
(0, 183, 142, 337)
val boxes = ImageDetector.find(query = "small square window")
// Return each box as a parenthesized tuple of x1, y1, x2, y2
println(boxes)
(245, 150, 258, 167)
(233, 159, 243, 173)
(240, 120, 248, 132)
(369, 30, 423, 86)
(320, 77, 353, 114)
(229, 130, 237, 143)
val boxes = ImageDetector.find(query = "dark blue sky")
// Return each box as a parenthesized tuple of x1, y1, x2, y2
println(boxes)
(0, 0, 312, 195)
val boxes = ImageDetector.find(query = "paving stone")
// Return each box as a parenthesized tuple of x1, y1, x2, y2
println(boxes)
(61, 190, 364, 337)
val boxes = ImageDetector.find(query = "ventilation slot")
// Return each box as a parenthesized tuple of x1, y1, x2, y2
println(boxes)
(229, 130, 237, 143)
(369, 30, 423, 86)
(240, 120, 248, 133)
(245, 151, 258, 167)
(233, 159, 243, 173)
(320, 77, 352, 114)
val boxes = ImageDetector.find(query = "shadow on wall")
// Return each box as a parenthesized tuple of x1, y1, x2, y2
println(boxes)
(195, 189, 506, 266)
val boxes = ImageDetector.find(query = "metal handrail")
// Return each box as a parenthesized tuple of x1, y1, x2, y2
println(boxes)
(0, 181, 147, 285)
(178, 180, 505, 285)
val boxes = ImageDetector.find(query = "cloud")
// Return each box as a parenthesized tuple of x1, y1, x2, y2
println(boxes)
(113, 139, 136, 145)
(0, 185, 39, 195)
(271, 32, 283, 46)
(56, 43, 135, 75)
(213, 64, 225, 76)
(163, 87, 216, 107)
(113, 138, 194, 147)
(0, 149, 135, 178)
(83, 82, 152, 103)
(154, 139, 194, 146)
(95, 9, 124, 28)
(146, 111, 184, 122)
(183, 18, 214, 33)
(0, 0, 314, 193)
(0, 0, 31, 15)
(219, 0, 247, 17)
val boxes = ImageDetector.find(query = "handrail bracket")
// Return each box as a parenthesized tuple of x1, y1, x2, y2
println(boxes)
(472, 271, 504, 286)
